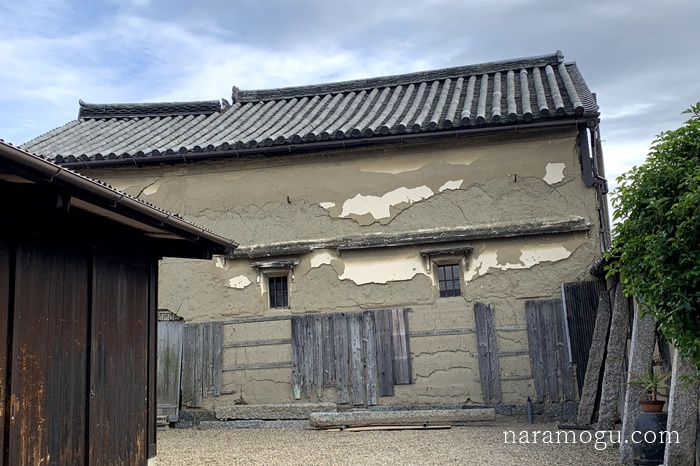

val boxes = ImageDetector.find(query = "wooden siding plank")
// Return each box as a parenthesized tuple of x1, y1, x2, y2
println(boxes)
(322, 314, 335, 388)
(348, 312, 364, 406)
(410, 328, 475, 337)
(157, 321, 184, 422)
(89, 253, 149, 465)
(201, 322, 212, 397)
(553, 300, 575, 401)
(525, 301, 546, 402)
(375, 310, 394, 397)
(562, 280, 606, 394)
(332, 313, 350, 404)
(302, 316, 314, 399)
(485, 305, 502, 404)
(56, 244, 89, 465)
(363, 311, 378, 406)
(391, 308, 411, 384)
(225, 338, 293, 348)
(193, 324, 204, 407)
(222, 315, 292, 325)
(475, 302, 501, 404)
(313, 315, 324, 398)
(222, 362, 293, 371)
(148, 261, 158, 458)
(181, 324, 197, 407)
(10, 240, 90, 466)
(474, 302, 492, 404)
(290, 316, 303, 400)
(540, 300, 561, 401)
(212, 321, 223, 397)
(0, 238, 9, 459)
(403, 308, 413, 384)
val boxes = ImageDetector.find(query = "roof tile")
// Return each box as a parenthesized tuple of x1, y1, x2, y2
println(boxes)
(22, 52, 599, 165)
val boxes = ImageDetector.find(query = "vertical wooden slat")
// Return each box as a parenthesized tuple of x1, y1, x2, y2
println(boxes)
(157, 321, 184, 422)
(474, 302, 491, 403)
(553, 300, 575, 401)
(0, 237, 9, 460)
(313, 315, 324, 398)
(525, 301, 546, 402)
(577, 294, 612, 425)
(332, 313, 349, 404)
(322, 314, 335, 388)
(403, 308, 413, 384)
(302, 316, 314, 399)
(10, 242, 51, 464)
(391, 308, 411, 384)
(181, 324, 196, 407)
(148, 260, 157, 458)
(290, 316, 303, 400)
(212, 322, 223, 397)
(475, 302, 501, 404)
(348, 312, 364, 405)
(485, 305, 501, 403)
(540, 301, 561, 401)
(375, 309, 394, 396)
(562, 280, 606, 394)
(363, 311, 378, 406)
(193, 324, 204, 408)
(201, 322, 212, 396)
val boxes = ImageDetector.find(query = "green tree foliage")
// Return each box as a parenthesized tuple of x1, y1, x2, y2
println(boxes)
(607, 103, 700, 373)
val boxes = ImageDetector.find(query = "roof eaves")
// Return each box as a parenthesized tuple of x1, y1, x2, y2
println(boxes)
(0, 140, 238, 255)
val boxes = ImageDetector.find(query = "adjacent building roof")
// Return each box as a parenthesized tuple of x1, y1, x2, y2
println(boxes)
(0, 140, 238, 257)
(22, 51, 599, 167)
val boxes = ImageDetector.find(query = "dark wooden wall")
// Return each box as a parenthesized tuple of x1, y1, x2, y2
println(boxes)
(0, 232, 158, 466)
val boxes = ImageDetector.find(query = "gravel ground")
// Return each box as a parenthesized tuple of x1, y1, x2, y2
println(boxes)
(155, 421, 620, 465)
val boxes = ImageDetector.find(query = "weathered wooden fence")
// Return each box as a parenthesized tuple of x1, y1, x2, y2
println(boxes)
(525, 299, 575, 402)
(561, 280, 607, 394)
(180, 322, 223, 408)
(157, 320, 184, 422)
(291, 308, 411, 406)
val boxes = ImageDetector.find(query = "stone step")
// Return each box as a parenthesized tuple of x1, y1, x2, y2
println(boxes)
(309, 408, 496, 428)
(216, 402, 337, 421)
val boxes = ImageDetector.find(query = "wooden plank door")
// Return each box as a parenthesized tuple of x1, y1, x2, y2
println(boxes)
(157, 320, 184, 423)
(89, 253, 150, 465)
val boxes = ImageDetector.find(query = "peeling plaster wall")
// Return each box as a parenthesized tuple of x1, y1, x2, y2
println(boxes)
(90, 127, 598, 244)
(86, 126, 604, 407)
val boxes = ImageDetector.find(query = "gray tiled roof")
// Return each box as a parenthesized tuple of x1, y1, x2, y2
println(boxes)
(22, 52, 599, 165)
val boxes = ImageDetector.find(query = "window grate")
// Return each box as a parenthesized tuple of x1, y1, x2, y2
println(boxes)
(437, 264, 461, 297)
(268, 275, 289, 308)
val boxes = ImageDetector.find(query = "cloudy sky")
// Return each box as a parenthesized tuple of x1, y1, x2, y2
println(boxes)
(1, 0, 698, 198)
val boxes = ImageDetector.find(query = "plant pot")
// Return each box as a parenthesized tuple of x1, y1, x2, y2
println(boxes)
(639, 400, 665, 413)
(632, 412, 667, 465)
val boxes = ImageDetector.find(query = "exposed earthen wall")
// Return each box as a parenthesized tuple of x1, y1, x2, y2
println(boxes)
(86, 127, 602, 407)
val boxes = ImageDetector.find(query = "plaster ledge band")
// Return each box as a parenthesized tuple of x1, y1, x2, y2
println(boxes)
(227, 217, 590, 259)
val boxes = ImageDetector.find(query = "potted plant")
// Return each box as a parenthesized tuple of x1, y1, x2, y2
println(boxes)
(628, 366, 671, 413)
(629, 366, 671, 465)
